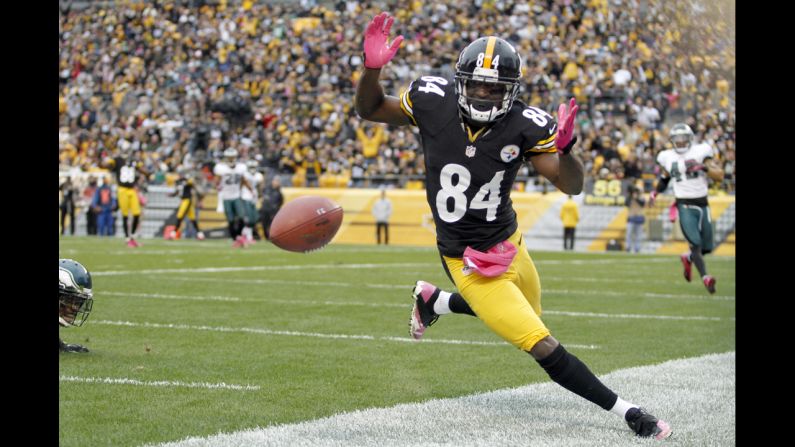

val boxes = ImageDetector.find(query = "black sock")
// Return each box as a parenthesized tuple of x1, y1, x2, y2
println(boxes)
(690, 249, 707, 277)
(131, 215, 140, 235)
(122, 216, 129, 237)
(449, 293, 477, 316)
(535, 344, 618, 411)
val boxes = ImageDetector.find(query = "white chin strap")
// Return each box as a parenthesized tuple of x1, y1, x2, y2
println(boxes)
(674, 146, 689, 154)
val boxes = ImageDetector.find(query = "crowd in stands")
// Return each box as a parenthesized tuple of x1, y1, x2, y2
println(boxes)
(59, 0, 735, 198)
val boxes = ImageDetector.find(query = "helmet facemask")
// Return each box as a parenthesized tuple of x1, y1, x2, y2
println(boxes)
(59, 259, 94, 327)
(59, 288, 93, 327)
(669, 123, 694, 154)
(455, 75, 520, 124)
(671, 134, 691, 154)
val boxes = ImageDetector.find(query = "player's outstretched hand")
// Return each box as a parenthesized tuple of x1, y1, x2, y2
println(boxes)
(555, 97, 579, 155)
(363, 12, 404, 69)
(649, 190, 658, 206)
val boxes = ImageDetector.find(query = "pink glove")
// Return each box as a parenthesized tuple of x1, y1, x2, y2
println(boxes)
(685, 162, 705, 173)
(649, 190, 658, 206)
(668, 201, 678, 222)
(555, 97, 579, 154)
(363, 12, 404, 69)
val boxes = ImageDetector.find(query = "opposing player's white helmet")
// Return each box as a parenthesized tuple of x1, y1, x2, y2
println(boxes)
(223, 148, 238, 163)
(59, 259, 93, 327)
(669, 123, 694, 154)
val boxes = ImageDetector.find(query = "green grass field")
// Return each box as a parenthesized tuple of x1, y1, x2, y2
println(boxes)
(58, 237, 735, 447)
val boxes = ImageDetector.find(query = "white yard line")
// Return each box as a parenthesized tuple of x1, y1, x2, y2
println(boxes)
(105, 291, 731, 321)
(92, 263, 437, 276)
(93, 320, 599, 350)
(103, 291, 241, 302)
(161, 276, 735, 300)
(59, 376, 260, 391)
(146, 351, 735, 447)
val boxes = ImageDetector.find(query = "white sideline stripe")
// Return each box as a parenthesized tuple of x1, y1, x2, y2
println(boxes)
(108, 291, 730, 322)
(92, 263, 436, 276)
(148, 351, 735, 447)
(165, 276, 735, 300)
(59, 376, 260, 391)
(93, 320, 599, 350)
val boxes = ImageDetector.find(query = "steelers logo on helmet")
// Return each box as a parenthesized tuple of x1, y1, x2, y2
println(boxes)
(669, 123, 694, 154)
(455, 36, 523, 125)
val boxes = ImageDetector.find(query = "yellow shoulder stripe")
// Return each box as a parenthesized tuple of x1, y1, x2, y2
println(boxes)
(400, 89, 418, 126)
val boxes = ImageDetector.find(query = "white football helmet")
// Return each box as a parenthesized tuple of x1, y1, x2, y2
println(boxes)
(669, 123, 694, 154)
(59, 259, 93, 327)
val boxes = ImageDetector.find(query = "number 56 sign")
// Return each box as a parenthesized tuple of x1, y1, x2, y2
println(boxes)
(584, 178, 626, 206)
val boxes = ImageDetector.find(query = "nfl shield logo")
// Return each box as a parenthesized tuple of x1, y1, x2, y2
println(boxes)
(465, 145, 477, 158)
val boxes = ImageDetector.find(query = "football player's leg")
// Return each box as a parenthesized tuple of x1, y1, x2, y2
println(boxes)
(130, 192, 142, 236)
(235, 200, 248, 239)
(223, 200, 237, 239)
(408, 256, 478, 339)
(679, 205, 708, 277)
(174, 199, 190, 233)
(531, 334, 671, 438)
(438, 254, 476, 316)
(701, 206, 715, 255)
(451, 262, 548, 350)
(511, 231, 543, 316)
(187, 201, 201, 236)
(119, 188, 131, 237)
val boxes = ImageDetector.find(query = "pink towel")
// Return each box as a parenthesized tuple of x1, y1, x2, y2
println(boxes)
(668, 201, 678, 222)
(462, 240, 518, 277)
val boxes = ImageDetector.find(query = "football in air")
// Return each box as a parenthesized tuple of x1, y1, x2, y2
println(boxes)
(269, 196, 343, 253)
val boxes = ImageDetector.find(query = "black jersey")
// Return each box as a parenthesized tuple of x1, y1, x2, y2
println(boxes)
(400, 76, 558, 257)
(113, 156, 142, 188)
(176, 177, 195, 200)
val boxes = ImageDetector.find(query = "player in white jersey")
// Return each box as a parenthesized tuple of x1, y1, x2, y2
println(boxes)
(651, 123, 724, 294)
(213, 148, 253, 247)
(241, 160, 264, 245)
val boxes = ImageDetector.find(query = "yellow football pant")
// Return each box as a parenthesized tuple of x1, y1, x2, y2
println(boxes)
(176, 198, 196, 221)
(117, 186, 141, 217)
(443, 228, 549, 352)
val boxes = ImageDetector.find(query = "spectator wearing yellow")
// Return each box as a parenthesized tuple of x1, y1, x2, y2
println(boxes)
(560, 196, 580, 251)
(356, 123, 386, 161)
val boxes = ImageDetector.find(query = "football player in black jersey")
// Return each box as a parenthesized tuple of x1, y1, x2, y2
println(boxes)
(168, 169, 206, 240)
(355, 12, 671, 440)
(105, 149, 149, 247)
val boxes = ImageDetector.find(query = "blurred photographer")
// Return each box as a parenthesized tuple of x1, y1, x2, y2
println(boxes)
(625, 185, 646, 253)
